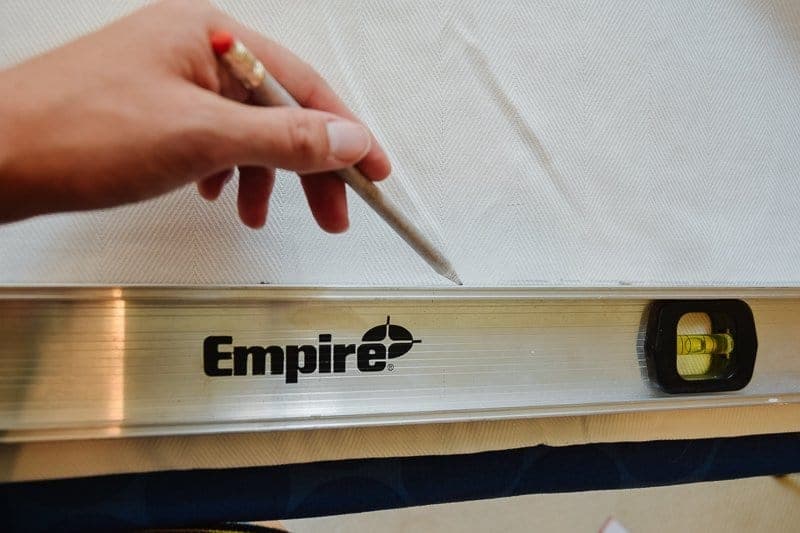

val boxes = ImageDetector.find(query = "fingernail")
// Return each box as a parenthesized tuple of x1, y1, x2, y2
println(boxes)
(327, 121, 371, 162)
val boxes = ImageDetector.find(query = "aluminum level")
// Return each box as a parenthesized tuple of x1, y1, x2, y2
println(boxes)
(1, 287, 799, 442)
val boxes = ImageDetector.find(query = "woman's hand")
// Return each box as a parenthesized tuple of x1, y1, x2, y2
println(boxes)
(0, 0, 391, 230)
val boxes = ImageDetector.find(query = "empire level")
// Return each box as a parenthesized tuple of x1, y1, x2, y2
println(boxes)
(1, 286, 799, 442)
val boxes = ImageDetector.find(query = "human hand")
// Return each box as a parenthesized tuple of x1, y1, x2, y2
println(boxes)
(0, 0, 391, 230)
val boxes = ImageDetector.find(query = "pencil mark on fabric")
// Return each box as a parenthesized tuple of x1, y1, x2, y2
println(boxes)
(452, 22, 582, 215)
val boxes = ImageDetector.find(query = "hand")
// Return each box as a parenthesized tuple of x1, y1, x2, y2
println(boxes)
(0, 0, 391, 230)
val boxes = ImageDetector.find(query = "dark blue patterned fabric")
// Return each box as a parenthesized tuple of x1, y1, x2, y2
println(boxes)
(2, 432, 799, 532)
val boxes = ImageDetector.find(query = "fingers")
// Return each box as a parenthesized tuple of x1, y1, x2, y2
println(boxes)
(196, 165, 347, 232)
(193, 96, 358, 232)
(197, 168, 234, 200)
(237, 166, 275, 228)
(212, 98, 372, 174)
(216, 65, 250, 103)
(199, 10, 396, 233)
(301, 172, 349, 233)
(211, 15, 392, 181)
(196, 165, 277, 230)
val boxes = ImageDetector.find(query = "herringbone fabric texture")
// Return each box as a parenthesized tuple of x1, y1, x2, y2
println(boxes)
(2, 1, 800, 285)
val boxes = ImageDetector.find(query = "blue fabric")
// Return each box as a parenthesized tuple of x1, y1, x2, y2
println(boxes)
(2, 432, 799, 532)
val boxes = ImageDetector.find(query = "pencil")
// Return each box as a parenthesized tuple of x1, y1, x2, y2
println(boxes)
(210, 31, 462, 285)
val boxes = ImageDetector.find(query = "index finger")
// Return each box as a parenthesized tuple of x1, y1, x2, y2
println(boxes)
(213, 14, 392, 182)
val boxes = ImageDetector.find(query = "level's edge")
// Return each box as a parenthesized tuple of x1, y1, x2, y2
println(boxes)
(1, 285, 800, 301)
(3, 394, 798, 443)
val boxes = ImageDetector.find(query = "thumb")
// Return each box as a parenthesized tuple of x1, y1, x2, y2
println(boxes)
(215, 101, 372, 173)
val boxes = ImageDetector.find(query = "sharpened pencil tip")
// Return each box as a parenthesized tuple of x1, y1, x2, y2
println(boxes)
(444, 271, 463, 285)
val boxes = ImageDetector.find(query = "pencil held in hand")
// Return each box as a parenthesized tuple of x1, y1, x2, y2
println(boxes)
(210, 31, 462, 285)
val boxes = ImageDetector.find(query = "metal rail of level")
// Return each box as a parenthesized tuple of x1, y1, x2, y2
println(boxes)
(1, 286, 798, 442)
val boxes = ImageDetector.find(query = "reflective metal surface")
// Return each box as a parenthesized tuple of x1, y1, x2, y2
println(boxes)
(1, 287, 799, 442)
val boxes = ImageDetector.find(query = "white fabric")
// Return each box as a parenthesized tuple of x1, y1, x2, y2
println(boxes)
(1, 1, 800, 285)
(4, 404, 799, 482)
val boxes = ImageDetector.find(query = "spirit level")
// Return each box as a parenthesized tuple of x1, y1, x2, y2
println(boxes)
(0, 287, 798, 442)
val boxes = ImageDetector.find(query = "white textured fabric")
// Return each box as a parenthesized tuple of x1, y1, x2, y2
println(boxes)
(1, 1, 800, 286)
(4, 404, 800, 482)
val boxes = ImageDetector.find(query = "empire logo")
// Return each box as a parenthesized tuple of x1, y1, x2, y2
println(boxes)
(204, 316, 421, 383)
